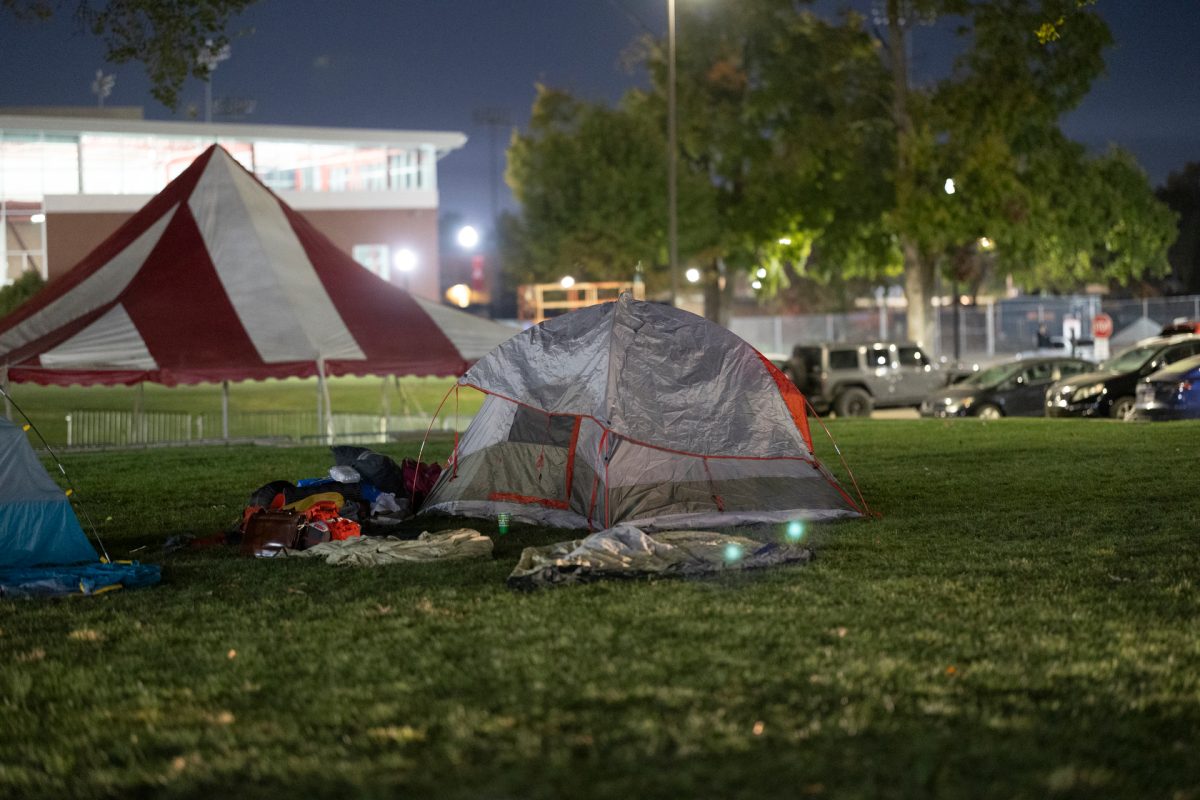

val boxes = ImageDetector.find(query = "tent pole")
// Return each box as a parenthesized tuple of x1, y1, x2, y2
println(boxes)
(317, 358, 335, 445)
(221, 380, 230, 440)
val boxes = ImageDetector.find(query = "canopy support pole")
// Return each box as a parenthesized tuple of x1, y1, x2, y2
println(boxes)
(221, 380, 230, 440)
(380, 376, 390, 439)
(1, 364, 10, 421)
(317, 358, 335, 445)
(133, 382, 144, 446)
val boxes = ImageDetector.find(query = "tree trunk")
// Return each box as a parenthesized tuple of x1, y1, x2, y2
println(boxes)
(703, 258, 732, 326)
(888, 1, 937, 350)
(902, 241, 937, 349)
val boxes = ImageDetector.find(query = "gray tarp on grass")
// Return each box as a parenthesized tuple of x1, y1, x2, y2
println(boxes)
(286, 529, 492, 566)
(507, 524, 812, 590)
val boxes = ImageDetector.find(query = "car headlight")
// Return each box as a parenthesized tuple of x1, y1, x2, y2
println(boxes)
(1071, 382, 1107, 402)
(944, 396, 973, 414)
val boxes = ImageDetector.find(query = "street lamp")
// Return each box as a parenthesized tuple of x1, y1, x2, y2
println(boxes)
(685, 267, 701, 283)
(560, 275, 576, 289)
(457, 225, 479, 250)
(393, 248, 417, 273)
(667, 0, 679, 307)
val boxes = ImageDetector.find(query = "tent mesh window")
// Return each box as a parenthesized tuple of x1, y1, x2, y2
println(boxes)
(506, 406, 576, 447)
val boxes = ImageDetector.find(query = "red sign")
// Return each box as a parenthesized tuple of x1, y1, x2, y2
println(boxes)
(470, 254, 485, 292)
(1093, 313, 1113, 339)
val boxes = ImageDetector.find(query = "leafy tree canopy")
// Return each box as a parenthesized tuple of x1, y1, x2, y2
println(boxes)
(0, 270, 45, 320)
(3, 0, 255, 108)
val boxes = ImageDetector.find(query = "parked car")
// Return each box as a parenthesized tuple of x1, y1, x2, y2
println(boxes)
(1132, 353, 1200, 420)
(919, 356, 1094, 419)
(781, 341, 951, 417)
(1045, 334, 1200, 419)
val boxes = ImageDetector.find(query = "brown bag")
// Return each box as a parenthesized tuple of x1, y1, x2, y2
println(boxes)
(240, 510, 303, 558)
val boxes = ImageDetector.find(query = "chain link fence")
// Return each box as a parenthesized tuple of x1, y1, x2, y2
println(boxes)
(732, 294, 1200, 362)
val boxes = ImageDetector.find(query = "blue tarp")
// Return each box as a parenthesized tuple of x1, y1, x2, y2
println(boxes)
(0, 561, 161, 598)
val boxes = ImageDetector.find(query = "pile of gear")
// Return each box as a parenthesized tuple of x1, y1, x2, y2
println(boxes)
(183, 446, 443, 558)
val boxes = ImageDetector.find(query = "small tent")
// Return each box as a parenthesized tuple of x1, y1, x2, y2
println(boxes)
(0, 416, 96, 568)
(0, 415, 160, 596)
(422, 295, 863, 530)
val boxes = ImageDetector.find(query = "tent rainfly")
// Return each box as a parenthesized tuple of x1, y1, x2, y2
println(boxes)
(422, 294, 865, 530)
(0, 414, 96, 568)
(0, 145, 515, 387)
(0, 412, 160, 597)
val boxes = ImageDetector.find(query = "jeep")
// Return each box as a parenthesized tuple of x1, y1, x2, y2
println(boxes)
(782, 341, 951, 417)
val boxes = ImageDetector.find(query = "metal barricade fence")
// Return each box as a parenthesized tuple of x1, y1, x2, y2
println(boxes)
(63, 410, 468, 448)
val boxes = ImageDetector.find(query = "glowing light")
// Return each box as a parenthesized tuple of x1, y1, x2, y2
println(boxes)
(778, 237, 792, 245)
(724, 543, 744, 563)
(446, 283, 471, 308)
(756, 267, 767, 279)
(944, 178, 956, 195)
(456, 225, 480, 249)
(978, 236, 994, 251)
(393, 248, 417, 272)
(785, 520, 805, 543)
(685, 267, 701, 283)
(751, 280, 763, 290)
(560, 275, 575, 289)
(30, 213, 45, 224)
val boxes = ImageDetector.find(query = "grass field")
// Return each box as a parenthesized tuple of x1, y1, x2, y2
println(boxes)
(2, 419, 1199, 799)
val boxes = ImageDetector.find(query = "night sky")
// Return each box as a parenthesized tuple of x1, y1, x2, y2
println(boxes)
(1, 0, 1197, 238)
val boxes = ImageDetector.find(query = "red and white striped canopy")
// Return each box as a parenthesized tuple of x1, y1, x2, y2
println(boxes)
(0, 145, 514, 386)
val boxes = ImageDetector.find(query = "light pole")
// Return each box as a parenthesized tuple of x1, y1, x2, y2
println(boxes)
(667, 0, 679, 306)
(198, 39, 231, 124)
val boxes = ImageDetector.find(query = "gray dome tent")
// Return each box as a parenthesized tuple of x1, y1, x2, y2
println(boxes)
(422, 295, 863, 530)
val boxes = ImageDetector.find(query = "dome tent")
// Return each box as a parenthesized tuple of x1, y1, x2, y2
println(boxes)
(422, 295, 864, 530)
(0, 411, 160, 597)
(0, 415, 96, 569)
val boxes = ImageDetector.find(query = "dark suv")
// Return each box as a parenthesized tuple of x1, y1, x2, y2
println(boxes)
(782, 341, 950, 417)
(1045, 334, 1200, 419)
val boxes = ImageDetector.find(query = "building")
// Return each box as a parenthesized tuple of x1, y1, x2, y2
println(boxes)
(0, 108, 466, 301)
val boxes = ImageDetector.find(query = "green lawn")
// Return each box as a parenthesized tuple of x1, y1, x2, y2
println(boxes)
(2, 419, 1199, 799)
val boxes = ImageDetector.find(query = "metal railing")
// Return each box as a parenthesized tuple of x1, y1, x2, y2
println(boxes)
(63, 410, 468, 448)
(732, 293, 1200, 362)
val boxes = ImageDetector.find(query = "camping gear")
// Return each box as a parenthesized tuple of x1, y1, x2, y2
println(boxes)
(422, 294, 864, 531)
(240, 510, 305, 558)
(0, 145, 516, 386)
(506, 524, 813, 591)
(496, 512, 512, 535)
(285, 529, 493, 566)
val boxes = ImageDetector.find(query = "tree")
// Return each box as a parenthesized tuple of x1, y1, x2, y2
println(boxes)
(1157, 163, 1200, 294)
(504, 84, 717, 294)
(0, 270, 45, 320)
(503, 0, 1174, 338)
(2, 0, 255, 109)
(877, 0, 1173, 344)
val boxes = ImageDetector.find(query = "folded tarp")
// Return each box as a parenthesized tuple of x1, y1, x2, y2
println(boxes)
(285, 529, 493, 566)
(0, 562, 162, 598)
(507, 524, 813, 590)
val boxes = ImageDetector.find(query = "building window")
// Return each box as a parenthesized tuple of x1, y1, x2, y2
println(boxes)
(352, 244, 390, 281)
